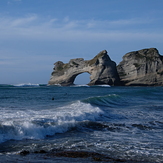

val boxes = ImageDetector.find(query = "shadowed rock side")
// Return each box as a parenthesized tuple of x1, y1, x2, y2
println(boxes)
(48, 50, 121, 86)
(117, 48, 163, 86)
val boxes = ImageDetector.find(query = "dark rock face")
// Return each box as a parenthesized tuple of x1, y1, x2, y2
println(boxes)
(117, 48, 163, 86)
(48, 50, 121, 86)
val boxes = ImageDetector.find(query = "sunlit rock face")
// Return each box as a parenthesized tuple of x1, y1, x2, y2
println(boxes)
(48, 48, 163, 86)
(117, 48, 163, 86)
(48, 50, 121, 86)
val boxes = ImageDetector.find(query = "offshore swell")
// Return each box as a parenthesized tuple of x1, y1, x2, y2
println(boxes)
(0, 84, 163, 162)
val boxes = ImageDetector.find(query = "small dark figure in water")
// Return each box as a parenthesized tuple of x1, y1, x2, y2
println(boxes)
(52, 97, 54, 100)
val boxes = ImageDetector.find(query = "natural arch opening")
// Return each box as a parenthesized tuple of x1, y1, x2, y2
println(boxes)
(74, 72, 90, 85)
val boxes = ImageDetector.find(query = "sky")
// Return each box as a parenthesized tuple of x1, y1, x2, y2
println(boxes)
(0, 0, 163, 84)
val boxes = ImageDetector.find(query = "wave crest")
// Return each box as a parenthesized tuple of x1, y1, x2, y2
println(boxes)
(13, 83, 40, 87)
(0, 101, 103, 143)
(82, 94, 126, 107)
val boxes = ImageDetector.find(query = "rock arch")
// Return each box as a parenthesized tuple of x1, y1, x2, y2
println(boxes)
(74, 72, 90, 85)
(48, 50, 121, 86)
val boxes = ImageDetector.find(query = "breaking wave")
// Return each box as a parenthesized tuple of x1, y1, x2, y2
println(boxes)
(13, 83, 40, 87)
(0, 83, 47, 88)
(0, 101, 103, 143)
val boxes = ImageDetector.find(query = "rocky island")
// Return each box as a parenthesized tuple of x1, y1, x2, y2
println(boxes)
(117, 48, 163, 86)
(48, 48, 163, 86)
(48, 50, 121, 86)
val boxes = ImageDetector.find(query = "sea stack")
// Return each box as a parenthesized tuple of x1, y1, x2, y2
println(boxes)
(48, 48, 163, 86)
(48, 50, 121, 86)
(117, 48, 163, 86)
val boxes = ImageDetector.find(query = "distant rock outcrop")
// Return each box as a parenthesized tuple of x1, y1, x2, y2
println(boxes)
(48, 50, 121, 86)
(117, 48, 163, 86)
(48, 48, 163, 86)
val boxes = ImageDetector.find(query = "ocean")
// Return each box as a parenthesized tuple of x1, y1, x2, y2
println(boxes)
(0, 84, 163, 163)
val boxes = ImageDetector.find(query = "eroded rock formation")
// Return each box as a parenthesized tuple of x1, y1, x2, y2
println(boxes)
(117, 48, 163, 86)
(48, 48, 163, 86)
(48, 50, 121, 86)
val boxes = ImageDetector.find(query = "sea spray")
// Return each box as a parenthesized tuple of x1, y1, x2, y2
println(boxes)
(0, 101, 103, 143)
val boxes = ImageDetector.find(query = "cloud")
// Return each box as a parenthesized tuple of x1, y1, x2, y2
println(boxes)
(11, 15, 37, 27)
(63, 16, 69, 23)
(0, 14, 162, 43)
(0, 60, 12, 65)
(7, 0, 21, 5)
(0, 14, 163, 84)
(107, 18, 153, 26)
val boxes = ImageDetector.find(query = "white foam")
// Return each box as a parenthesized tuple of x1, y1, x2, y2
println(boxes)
(13, 83, 40, 87)
(0, 101, 103, 143)
(71, 84, 90, 87)
(95, 85, 110, 87)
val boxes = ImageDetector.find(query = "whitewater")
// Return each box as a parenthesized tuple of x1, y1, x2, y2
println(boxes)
(0, 84, 163, 162)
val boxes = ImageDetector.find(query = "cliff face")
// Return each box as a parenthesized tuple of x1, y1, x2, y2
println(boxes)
(48, 50, 121, 86)
(117, 48, 163, 86)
